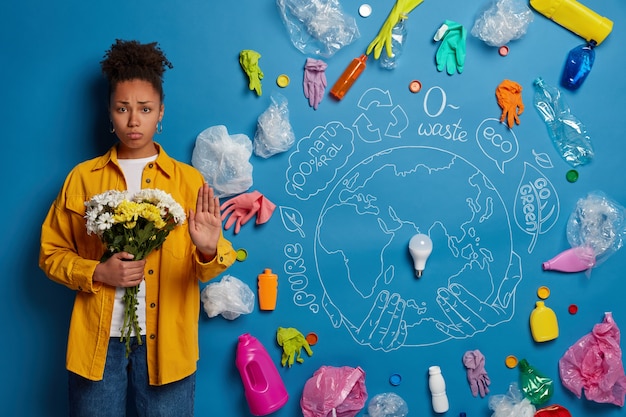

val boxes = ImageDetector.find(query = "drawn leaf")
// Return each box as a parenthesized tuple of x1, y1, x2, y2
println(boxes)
(532, 149, 554, 169)
(279, 206, 305, 238)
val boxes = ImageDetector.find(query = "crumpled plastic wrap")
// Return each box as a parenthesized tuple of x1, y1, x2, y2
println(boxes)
(254, 93, 295, 158)
(488, 383, 536, 417)
(558, 312, 626, 406)
(301, 366, 367, 417)
(567, 191, 626, 266)
(471, 0, 534, 47)
(191, 125, 253, 199)
(367, 392, 408, 417)
(276, 0, 360, 57)
(200, 275, 255, 320)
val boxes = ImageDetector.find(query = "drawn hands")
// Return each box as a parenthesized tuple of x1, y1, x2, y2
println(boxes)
(435, 251, 522, 338)
(303, 58, 327, 110)
(434, 20, 466, 75)
(351, 290, 408, 351)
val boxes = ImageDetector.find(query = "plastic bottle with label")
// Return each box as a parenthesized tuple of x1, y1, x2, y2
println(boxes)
(428, 366, 450, 413)
(380, 19, 407, 70)
(532, 77, 593, 167)
(235, 333, 288, 416)
(258, 268, 278, 310)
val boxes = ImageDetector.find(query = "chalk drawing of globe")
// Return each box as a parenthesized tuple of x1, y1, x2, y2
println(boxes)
(314, 146, 522, 350)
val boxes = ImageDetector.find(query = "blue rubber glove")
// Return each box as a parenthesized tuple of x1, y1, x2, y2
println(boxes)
(303, 58, 327, 110)
(434, 20, 466, 75)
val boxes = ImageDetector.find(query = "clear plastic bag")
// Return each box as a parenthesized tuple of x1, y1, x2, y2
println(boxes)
(254, 93, 295, 158)
(191, 125, 253, 198)
(367, 392, 408, 417)
(488, 383, 536, 417)
(567, 191, 626, 266)
(200, 275, 255, 320)
(471, 0, 534, 47)
(276, 0, 360, 58)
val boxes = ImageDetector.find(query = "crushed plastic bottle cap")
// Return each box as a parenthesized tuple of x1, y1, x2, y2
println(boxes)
(409, 80, 422, 93)
(305, 332, 319, 345)
(359, 4, 372, 18)
(499, 45, 510, 56)
(568, 304, 579, 314)
(276, 74, 290, 87)
(236, 248, 248, 262)
(566, 169, 579, 183)
(537, 286, 550, 299)
(389, 373, 402, 386)
(505, 355, 518, 368)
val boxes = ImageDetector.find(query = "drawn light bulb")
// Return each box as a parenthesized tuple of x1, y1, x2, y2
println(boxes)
(409, 233, 433, 278)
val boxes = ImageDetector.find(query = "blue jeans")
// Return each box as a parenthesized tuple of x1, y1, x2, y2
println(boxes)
(68, 336, 195, 417)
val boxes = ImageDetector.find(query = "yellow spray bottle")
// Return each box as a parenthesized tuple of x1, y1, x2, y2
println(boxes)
(530, 301, 559, 342)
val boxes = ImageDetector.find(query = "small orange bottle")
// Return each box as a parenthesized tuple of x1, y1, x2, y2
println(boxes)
(258, 268, 278, 310)
(330, 54, 368, 100)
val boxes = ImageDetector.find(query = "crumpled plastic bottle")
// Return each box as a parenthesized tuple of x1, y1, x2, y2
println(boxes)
(380, 19, 407, 70)
(561, 41, 596, 90)
(518, 358, 554, 405)
(532, 77, 593, 167)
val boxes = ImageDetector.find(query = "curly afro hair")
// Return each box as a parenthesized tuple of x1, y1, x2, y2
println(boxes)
(100, 39, 173, 102)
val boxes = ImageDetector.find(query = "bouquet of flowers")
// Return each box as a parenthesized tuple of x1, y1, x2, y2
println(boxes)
(85, 188, 186, 355)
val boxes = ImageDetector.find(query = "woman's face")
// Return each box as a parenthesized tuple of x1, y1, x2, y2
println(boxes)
(110, 79, 164, 158)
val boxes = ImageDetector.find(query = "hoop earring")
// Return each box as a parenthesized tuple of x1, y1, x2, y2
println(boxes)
(109, 121, 115, 133)
(156, 121, 163, 134)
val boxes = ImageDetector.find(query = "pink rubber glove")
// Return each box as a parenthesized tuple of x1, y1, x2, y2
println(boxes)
(303, 58, 327, 110)
(463, 349, 490, 397)
(220, 191, 276, 234)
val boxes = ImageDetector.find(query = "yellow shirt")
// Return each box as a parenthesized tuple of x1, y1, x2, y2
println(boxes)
(39, 143, 237, 385)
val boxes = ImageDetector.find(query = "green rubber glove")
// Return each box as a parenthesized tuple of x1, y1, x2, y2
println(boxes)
(239, 49, 264, 96)
(434, 20, 466, 75)
(276, 327, 313, 367)
(366, 0, 424, 60)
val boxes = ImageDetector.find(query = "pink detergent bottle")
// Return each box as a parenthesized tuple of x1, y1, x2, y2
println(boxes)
(542, 246, 596, 273)
(235, 333, 289, 416)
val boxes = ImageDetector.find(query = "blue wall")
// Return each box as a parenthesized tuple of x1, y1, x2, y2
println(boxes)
(2, 0, 626, 416)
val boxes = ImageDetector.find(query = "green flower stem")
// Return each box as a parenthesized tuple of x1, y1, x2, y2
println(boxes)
(120, 284, 142, 357)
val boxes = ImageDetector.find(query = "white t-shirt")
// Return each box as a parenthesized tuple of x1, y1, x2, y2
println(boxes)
(110, 155, 157, 338)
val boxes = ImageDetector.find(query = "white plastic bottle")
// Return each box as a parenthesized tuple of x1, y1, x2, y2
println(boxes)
(428, 365, 450, 413)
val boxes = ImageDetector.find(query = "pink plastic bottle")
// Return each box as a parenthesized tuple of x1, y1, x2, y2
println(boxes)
(235, 333, 288, 416)
(542, 246, 596, 272)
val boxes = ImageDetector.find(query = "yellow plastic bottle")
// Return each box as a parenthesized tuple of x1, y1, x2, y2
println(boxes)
(530, 301, 559, 342)
(530, 0, 613, 45)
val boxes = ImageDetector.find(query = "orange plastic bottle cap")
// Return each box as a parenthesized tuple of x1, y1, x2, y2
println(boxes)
(505, 355, 518, 368)
(409, 80, 422, 93)
(276, 74, 290, 87)
(499, 46, 509, 56)
(537, 286, 550, 299)
(305, 332, 318, 345)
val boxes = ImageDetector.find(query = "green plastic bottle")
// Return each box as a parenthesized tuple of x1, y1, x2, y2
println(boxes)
(518, 358, 554, 405)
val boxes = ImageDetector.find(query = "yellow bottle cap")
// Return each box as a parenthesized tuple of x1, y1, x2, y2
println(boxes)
(276, 74, 290, 87)
(505, 355, 518, 368)
(537, 286, 550, 299)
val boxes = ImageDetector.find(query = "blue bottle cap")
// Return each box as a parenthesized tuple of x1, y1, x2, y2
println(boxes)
(389, 373, 402, 386)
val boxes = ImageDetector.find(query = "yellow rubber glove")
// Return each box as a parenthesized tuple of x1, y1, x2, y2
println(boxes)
(239, 49, 264, 96)
(276, 327, 313, 367)
(366, 0, 424, 59)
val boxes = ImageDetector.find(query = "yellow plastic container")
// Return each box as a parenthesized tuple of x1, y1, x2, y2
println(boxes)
(530, 301, 559, 342)
(530, 0, 613, 45)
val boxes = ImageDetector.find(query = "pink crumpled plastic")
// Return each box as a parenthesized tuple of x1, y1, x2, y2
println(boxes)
(300, 365, 367, 417)
(558, 312, 626, 406)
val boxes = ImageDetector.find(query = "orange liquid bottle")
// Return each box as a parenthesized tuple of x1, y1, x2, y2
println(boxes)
(330, 54, 368, 100)
(258, 268, 278, 310)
